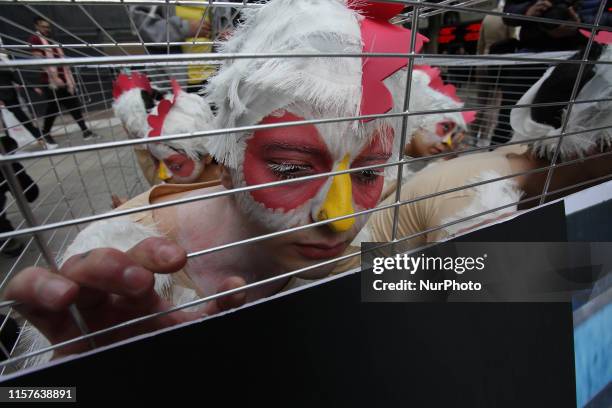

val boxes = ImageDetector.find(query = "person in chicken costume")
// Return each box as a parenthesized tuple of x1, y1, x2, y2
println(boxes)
(364, 37, 612, 249)
(350, 65, 476, 249)
(112, 72, 221, 186)
(406, 66, 475, 158)
(387, 64, 475, 186)
(8, 0, 436, 366)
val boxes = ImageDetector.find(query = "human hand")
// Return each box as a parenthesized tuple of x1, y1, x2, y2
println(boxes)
(525, 0, 552, 17)
(34, 88, 43, 96)
(4, 237, 246, 358)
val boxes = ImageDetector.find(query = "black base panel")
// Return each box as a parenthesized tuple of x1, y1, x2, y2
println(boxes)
(3, 202, 576, 407)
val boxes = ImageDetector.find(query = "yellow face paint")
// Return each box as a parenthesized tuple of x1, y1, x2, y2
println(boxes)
(158, 161, 172, 181)
(317, 155, 355, 232)
(442, 134, 453, 149)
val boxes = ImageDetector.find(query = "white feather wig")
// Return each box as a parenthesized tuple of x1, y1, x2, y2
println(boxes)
(404, 69, 466, 136)
(150, 90, 216, 160)
(113, 88, 150, 143)
(205, 0, 409, 170)
(113, 74, 216, 159)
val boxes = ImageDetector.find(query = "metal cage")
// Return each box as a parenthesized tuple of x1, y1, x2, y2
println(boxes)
(0, 0, 610, 378)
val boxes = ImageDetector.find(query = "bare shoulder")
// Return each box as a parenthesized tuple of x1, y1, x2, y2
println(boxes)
(152, 185, 231, 238)
(401, 148, 522, 201)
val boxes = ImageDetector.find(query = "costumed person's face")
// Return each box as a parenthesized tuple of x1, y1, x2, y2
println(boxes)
(407, 118, 465, 158)
(148, 143, 206, 184)
(203, 0, 430, 278)
(229, 107, 394, 277)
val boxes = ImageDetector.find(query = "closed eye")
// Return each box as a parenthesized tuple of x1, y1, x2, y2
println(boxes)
(353, 168, 383, 184)
(268, 162, 313, 179)
(436, 121, 456, 136)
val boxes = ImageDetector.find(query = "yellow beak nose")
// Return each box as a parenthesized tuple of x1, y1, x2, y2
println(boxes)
(158, 161, 172, 181)
(442, 134, 453, 149)
(316, 155, 355, 232)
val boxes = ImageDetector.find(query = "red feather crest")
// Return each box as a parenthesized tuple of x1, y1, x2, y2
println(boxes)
(414, 65, 476, 123)
(579, 29, 612, 44)
(147, 79, 181, 138)
(112, 72, 152, 100)
(347, 0, 429, 122)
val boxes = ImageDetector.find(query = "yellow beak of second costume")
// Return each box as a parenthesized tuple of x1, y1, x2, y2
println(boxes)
(316, 155, 355, 233)
(158, 162, 172, 181)
(442, 134, 453, 149)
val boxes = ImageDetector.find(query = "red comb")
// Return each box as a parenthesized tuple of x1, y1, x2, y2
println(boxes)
(112, 72, 152, 100)
(349, 0, 405, 19)
(461, 109, 477, 124)
(147, 79, 181, 138)
(414, 65, 476, 123)
(579, 29, 612, 44)
(348, 0, 429, 122)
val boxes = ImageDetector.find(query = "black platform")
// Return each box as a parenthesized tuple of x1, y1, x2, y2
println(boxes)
(2, 202, 576, 407)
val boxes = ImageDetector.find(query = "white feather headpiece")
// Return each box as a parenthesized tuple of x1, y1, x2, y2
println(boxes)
(404, 69, 467, 136)
(112, 73, 214, 158)
(205, 0, 428, 169)
(112, 72, 152, 143)
(147, 84, 215, 160)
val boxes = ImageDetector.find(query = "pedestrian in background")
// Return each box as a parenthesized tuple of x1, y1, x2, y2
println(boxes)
(28, 17, 97, 143)
(0, 51, 57, 149)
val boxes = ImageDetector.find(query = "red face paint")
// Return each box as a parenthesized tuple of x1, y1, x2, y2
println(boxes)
(350, 127, 394, 209)
(243, 112, 332, 211)
(436, 121, 456, 137)
(163, 154, 196, 178)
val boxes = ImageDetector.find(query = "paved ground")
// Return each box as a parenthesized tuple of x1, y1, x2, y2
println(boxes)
(0, 112, 148, 292)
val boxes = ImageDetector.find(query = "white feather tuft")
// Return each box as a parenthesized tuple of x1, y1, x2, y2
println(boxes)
(511, 45, 612, 161)
(205, 0, 365, 169)
(157, 91, 216, 159)
(440, 170, 524, 238)
(112, 88, 150, 141)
